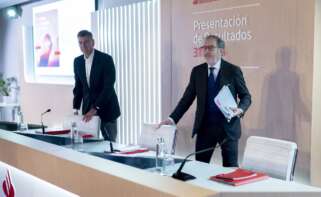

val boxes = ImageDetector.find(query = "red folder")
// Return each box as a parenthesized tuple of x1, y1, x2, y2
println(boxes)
(43, 130, 94, 139)
(210, 168, 269, 186)
(81, 134, 94, 139)
(119, 148, 149, 155)
(44, 129, 70, 135)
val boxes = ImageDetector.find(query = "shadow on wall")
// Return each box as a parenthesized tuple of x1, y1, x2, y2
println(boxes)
(257, 47, 312, 182)
(259, 47, 310, 142)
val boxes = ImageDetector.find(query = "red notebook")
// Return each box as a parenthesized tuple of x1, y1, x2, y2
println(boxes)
(210, 168, 269, 186)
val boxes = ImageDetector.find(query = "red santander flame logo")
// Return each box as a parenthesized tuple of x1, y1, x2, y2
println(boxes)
(193, 0, 219, 5)
(2, 170, 15, 197)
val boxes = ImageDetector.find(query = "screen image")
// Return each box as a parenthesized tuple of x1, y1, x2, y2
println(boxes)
(34, 9, 60, 68)
(32, 0, 94, 79)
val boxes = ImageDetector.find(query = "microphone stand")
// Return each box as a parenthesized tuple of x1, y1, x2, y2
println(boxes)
(109, 139, 114, 153)
(104, 140, 119, 153)
(41, 109, 51, 134)
(41, 115, 45, 134)
(172, 139, 227, 181)
(172, 147, 214, 181)
(104, 128, 116, 153)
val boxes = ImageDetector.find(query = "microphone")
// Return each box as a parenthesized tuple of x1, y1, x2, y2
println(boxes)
(41, 109, 51, 134)
(41, 109, 51, 115)
(172, 139, 227, 181)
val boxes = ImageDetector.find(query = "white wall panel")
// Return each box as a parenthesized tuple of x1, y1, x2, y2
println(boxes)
(93, 0, 161, 144)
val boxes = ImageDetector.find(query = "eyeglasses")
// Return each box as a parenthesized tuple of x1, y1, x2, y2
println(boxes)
(201, 45, 219, 51)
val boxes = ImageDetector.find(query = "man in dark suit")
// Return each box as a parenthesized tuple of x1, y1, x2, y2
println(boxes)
(73, 30, 120, 142)
(159, 35, 251, 166)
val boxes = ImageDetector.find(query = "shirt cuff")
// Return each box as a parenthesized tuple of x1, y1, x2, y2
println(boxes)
(168, 117, 176, 125)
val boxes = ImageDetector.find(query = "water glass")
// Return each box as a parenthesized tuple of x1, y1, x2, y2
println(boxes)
(155, 137, 165, 172)
(19, 122, 28, 132)
(74, 131, 83, 144)
(161, 153, 175, 176)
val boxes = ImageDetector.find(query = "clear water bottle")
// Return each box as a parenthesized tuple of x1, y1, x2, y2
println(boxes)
(70, 122, 76, 146)
(155, 137, 166, 173)
(162, 153, 175, 176)
(17, 110, 28, 132)
(70, 122, 83, 148)
(75, 131, 83, 145)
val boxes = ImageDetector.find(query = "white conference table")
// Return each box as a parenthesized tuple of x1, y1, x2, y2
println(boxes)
(2, 128, 321, 197)
(181, 161, 320, 193)
(70, 141, 321, 196)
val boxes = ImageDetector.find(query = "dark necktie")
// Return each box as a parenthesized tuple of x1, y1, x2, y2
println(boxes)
(209, 67, 215, 83)
(208, 67, 216, 109)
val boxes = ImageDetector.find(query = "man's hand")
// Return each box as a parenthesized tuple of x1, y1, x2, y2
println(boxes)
(83, 108, 97, 122)
(229, 107, 243, 118)
(157, 118, 175, 129)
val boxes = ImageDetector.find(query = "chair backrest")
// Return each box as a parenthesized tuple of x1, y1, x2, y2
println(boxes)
(63, 115, 101, 139)
(137, 123, 177, 154)
(242, 136, 298, 181)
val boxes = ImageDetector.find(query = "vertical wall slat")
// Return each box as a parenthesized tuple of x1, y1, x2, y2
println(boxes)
(93, 0, 161, 144)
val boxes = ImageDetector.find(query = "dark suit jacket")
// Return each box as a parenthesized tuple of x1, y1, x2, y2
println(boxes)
(170, 59, 251, 140)
(73, 49, 121, 122)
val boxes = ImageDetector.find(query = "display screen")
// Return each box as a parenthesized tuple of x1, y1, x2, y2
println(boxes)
(32, 0, 94, 78)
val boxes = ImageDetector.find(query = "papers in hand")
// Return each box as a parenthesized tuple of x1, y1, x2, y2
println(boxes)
(214, 85, 238, 121)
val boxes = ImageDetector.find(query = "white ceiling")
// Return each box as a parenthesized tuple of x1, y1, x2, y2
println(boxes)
(0, 0, 32, 9)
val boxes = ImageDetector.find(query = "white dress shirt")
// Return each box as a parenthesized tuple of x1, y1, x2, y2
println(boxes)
(208, 59, 221, 80)
(168, 59, 222, 125)
(84, 50, 95, 86)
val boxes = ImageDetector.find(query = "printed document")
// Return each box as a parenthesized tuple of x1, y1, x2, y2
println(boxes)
(214, 85, 238, 121)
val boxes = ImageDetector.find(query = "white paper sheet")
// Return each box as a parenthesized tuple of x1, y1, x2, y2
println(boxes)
(214, 85, 238, 121)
